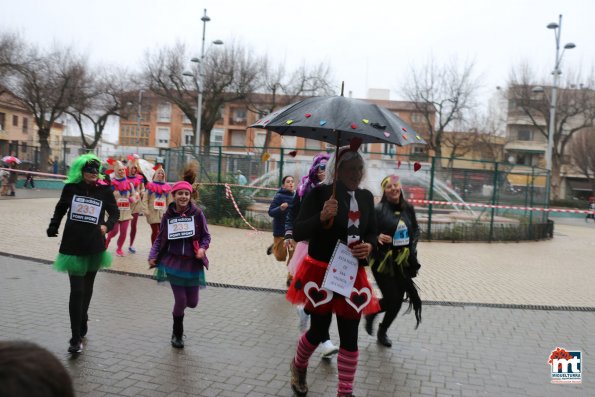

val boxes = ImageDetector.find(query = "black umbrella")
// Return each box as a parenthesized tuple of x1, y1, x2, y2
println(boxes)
(250, 95, 426, 147)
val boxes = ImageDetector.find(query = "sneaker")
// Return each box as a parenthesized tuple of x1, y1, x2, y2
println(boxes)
(320, 340, 339, 359)
(116, 249, 124, 257)
(297, 306, 309, 332)
(68, 339, 83, 354)
(128, 246, 137, 254)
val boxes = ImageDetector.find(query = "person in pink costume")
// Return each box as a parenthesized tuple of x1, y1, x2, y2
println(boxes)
(126, 156, 145, 253)
(143, 165, 172, 244)
(105, 160, 137, 257)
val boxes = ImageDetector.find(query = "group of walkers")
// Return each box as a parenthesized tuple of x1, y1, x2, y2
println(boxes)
(46, 146, 422, 397)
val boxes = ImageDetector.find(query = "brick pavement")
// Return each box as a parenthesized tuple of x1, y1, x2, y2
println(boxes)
(1, 257, 594, 397)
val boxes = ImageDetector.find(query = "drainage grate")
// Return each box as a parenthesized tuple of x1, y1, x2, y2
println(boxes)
(3, 252, 595, 312)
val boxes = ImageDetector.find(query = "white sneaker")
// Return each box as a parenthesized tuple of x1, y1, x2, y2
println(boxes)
(320, 340, 339, 358)
(297, 306, 309, 332)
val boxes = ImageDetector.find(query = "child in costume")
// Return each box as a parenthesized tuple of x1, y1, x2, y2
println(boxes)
(148, 181, 211, 349)
(47, 154, 119, 353)
(126, 154, 145, 253)
(105, 160, 137, 257)
(143, 165, 172, 243)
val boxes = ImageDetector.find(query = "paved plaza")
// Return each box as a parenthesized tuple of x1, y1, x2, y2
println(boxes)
(1, 189, 594, 396)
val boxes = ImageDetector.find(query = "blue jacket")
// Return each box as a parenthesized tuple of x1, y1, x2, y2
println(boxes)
(268, 188, 295, 237)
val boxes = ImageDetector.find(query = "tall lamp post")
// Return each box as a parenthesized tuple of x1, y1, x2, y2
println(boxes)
(544, 14, 575, 201)
(186, 9, 223, 155)
(136, 89, 144, 155)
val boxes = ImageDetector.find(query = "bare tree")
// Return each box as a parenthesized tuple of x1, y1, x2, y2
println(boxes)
(569, 128, 595, 195)
(0, 31, 25, 94)
(66, 68, 130, 150)
(401, 57, 480, 162)
(507, 65, 595, 199)
(143, 41, 260, 154)
(245, 58, 335, 151)
(6, 44, 86, 170)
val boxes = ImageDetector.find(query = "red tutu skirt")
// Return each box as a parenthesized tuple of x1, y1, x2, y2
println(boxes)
(286, 255, 380, 320)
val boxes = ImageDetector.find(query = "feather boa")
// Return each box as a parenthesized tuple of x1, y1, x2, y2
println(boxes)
(111, 177, 133, 195)
(127, 174, 144, 188)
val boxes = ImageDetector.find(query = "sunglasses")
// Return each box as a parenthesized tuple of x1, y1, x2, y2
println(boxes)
(82, 167, 99, 174)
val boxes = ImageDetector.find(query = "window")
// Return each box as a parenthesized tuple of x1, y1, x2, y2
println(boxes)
(361, 143, 369, 153)
(12, 115, 18, 127)
(183, 128, 194, 146)
(412, 145, 425, 154)
(518, 129, 532, 141)
(411, 113, 423, 123)
(21, 142, 27, 153)
(156, 127, 170, 148)
(0, 112, 5, 130)
(157, 103, 171, 122)
(232, 108, 247, 124)
(254, 131, 266, 147)
(230, 130, 245, 147)
(210, 128, 224, 147)
(383, 143, 395, 157)
(22, 117, 28, 133)
(305, 138, 321, 150)
(182, 112, 192, 124)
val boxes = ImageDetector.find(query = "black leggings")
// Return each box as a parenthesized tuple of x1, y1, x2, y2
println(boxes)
(305, 312, 360, 352)
(372, 268, 406, 330)
(68, 272, 97, 341)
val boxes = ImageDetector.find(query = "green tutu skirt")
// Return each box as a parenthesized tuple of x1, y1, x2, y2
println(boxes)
(53, 251, 112, 276)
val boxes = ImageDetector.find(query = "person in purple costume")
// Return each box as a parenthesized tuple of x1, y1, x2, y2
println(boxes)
(148, 181, 211, 349)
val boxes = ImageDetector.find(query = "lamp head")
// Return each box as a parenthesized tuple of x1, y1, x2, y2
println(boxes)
(201, 15, 211, 22)
(547, 22, 559, 29)
(212, 40, 224, 45)
(564, 42, 576, 50)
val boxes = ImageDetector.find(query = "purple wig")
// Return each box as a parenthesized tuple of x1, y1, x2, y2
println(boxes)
(297, 152, 330, 198)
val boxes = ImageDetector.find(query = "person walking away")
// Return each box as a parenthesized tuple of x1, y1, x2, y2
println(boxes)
(268, 175, 296, 283)
(46, 154, 119, 353)
(285, 152, 339, 359)
(365, 174, 422, 347)
(286, 146, 379, 397)
(105, 160, 137, 257)
(148, 181, 211, 349)
(7, 163, 17, 196)
(126, 158, 145, 253)
(143, 165, 172, 244)
(24, 166, 35, 188)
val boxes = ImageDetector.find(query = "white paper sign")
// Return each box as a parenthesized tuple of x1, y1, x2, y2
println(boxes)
(322, 240, 359, 297)
(70, 195, 102, 224)
(167, 216, 195, 240)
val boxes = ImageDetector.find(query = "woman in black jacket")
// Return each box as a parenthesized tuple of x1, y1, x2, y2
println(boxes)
(365, 174, 422, 347)
(47, 154, 119, 354)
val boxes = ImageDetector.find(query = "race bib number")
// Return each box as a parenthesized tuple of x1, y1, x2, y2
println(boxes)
(117, 198, 130, 211)
(393, 219, 410, 247)
(70, 195, 102, 224)
(153, 198, 166, 210)
(167, 216, 195, 240)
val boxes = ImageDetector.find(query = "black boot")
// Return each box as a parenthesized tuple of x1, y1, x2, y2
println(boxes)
(171, 314, 184, 348)
(364, 313, 377, 336)
(377, 324, 392, 347)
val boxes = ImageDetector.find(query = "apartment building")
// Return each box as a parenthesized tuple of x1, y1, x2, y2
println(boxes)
(0, 89, 34, 161)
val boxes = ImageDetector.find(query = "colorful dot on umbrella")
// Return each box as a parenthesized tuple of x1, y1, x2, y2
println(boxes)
(413, 162, 421, 172)
(384, 131, 391, 138)
(320, 120, 327, 126)
(416, 135, 421, 140)
(305, 113, 311, 118)
(402, 127, 407, 132)
(264, 120, 270, 124)
(286, 119, 294, 125)
(362, 119, 369, 124)
(397, 160, 402, 169)
(288, 150, 298, 157)
(402, 134, 408, 140)
(261, 152, 271, 162)
(351, 123, 357, 129)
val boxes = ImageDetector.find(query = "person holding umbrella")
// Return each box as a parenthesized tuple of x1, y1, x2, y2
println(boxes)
(46, 154, 119, 353)
(286, 144, 379, 397)
(365, 174, 422, 347)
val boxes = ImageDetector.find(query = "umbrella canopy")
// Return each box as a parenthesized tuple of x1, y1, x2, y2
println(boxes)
(137, 158, 155, 183)
(2, 156, 21, 164)
(250, 95, 426, 147)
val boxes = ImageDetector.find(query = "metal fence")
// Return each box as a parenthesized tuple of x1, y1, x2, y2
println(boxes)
(158, 145, 551, 242)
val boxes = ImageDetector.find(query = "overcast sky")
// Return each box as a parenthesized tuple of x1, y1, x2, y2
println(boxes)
(2, 0, 594, 140)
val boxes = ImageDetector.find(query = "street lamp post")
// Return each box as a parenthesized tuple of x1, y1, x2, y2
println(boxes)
(136, 89, 144, 155)
(189, 9, 223, 156)
(544, 14, 575, 200)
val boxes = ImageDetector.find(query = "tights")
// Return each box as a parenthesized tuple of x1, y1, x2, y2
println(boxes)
(150, 223, 160, 244)
(305, 312, 360, 352)
(106, 220, 130, 250)
(171, 284, 199, 316)
(372, 268, 406, 329)
(129, 213, 139, 247)
(68, 271, 97, 341)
